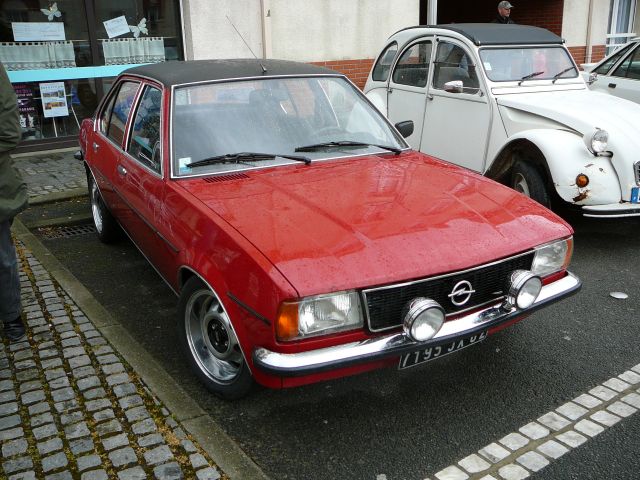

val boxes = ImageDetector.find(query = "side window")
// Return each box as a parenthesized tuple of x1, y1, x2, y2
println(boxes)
(372, 42, 398, 82)
(433, 42, 480, 94)
(127, 86, 162, 173)
(392, 41, 432, 87)
(594, 43, 635, 75)
(99, 93, 116, 135)
(613, 47, 640, 79)
(107, 81, 140, 145)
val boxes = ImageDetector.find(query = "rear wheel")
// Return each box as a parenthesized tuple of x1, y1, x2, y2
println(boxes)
(178, 277, 254, 400)
(88, 173, 121, 243)
(511, 160, 551, 208)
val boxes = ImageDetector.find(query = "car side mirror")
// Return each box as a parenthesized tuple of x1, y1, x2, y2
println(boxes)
(395, 120, 414, 138)
(443, 80, 464, 93)
(587, 72, 598, 85)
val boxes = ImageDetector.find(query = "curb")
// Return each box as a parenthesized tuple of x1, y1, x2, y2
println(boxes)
(29, 189, 88, 207)
(12, 218, 269, 480)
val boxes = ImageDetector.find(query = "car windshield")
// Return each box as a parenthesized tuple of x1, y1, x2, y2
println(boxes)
(479, 46, 578, 82)
(172, 76, 405, 176)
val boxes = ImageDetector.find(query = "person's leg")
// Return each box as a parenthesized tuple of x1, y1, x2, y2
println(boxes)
(0, 219, 26, 341)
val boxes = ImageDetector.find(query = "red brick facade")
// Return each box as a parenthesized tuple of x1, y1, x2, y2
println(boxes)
(514, 1, 564, 36)
(311, 59, 375, 89)
(568, 45, 606, 66)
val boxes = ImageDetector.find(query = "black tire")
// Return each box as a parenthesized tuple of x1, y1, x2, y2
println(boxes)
(178, 277, 254, 400)
(511, 160, 551, 208)
(88, 173, 121, 243)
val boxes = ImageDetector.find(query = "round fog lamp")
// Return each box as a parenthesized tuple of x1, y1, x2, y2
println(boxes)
(507, 270, 542, 309)
(402, 298, 445, 342)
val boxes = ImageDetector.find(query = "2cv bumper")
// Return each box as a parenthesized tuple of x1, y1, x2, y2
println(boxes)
(253, 272, 581, 376)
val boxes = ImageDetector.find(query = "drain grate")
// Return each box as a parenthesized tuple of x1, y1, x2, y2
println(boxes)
(38, 223, 96, 239)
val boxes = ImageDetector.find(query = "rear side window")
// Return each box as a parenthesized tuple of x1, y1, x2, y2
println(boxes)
(392, 41, 432, 87)
(127, 86, 162, 173)
(107, 81, 140, 145)
(372, 42, 398, 82)
(613, 46, 640, 80)
(99, 94, 116, 135)
(594, 43, 635, 75)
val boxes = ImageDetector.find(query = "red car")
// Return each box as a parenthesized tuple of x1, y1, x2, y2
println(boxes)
(78, 59, 580, 399)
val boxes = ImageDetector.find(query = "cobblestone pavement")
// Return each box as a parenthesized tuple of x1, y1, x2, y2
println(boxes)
(1, 241, 225, 480)
(13, 150, 86, 200)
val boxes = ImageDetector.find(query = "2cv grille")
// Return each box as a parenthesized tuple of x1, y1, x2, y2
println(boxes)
(362, 252, 535, 332)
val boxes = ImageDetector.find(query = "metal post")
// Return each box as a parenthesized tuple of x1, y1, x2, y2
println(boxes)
(427, 0, 438, 25)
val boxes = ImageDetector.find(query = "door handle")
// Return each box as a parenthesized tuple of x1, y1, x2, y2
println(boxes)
(117, 164, 127, 176)
(93, 142, 99, 152)
(608, 83, 617, 89)
(427, 94, 434, 100)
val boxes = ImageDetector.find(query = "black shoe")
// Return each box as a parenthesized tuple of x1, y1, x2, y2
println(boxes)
(4, 317, 26, 342)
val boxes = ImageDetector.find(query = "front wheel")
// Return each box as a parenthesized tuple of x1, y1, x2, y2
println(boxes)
(88, 173, 121, 243)
(511, 160, 551, 208)
(178, 277, 254, 400)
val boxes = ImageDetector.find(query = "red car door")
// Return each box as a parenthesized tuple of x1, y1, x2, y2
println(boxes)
(92, 80, 142, 224)
(115, 83, 178, 283)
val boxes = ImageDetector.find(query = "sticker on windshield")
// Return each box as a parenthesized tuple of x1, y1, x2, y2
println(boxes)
(178, 157, 192, 174)
(483, 62, 492, 71)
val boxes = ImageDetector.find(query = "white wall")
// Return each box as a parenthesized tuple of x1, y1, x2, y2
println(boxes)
(562, 0, 610, 47)
(184, 0, 419, 62)
(183, 0, 263, 60)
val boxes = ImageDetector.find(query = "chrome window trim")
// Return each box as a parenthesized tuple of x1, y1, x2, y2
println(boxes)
(124, 84, 164, 178)
(361, 249, 536, 333)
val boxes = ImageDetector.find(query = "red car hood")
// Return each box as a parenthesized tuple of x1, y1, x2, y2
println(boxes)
(178, 152, 572, 297)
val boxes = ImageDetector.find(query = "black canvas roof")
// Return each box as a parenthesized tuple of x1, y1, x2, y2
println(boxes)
(396, 23, 564, 46)
(124, 59, 341, 87)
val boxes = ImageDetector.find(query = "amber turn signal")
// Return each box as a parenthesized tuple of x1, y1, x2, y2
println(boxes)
(576, 174, 589, 188)
(276, 302, 299, 341)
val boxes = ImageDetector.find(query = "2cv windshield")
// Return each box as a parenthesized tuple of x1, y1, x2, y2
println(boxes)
(172, 76, 405, 176)
(479, 46, 578, 82)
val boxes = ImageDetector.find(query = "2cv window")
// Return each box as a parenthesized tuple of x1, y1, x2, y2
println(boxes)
(432, 42, 480, 94)
(372, 42, 398, 82)
(392, 41, 432, 87)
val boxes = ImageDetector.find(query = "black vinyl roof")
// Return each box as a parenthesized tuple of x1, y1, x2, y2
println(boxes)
(123, 59, 341, 87)
(396, 23, 564, 46)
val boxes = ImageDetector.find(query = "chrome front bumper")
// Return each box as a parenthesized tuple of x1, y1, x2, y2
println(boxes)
(253, 272, 581, 377)
(582, 203, 640, 218)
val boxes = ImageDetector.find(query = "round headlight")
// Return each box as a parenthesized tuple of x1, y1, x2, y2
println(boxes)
(584, 128, 608, 154)
(402, 298, 445, 342)
(506, 270, 542, 310)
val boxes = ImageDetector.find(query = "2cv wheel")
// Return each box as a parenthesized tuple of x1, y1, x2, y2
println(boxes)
(178, 277, 254, 400)
(511, 160, 551, 208)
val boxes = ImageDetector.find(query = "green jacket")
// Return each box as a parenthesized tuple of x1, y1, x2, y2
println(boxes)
(0, 61, 26, 223)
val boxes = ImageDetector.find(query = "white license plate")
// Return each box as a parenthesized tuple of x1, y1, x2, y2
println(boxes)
(398, 330, 488, 370)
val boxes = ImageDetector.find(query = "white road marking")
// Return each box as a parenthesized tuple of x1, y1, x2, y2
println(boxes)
(427, 363, 640, 480)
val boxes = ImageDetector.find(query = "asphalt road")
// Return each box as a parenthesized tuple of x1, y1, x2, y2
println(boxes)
(20, 200, 640, 480)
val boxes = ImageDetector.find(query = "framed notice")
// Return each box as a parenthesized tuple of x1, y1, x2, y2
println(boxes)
(103, 15, 130, 38)
(40, 82, 69, 118)
(12, 22, 66, 41)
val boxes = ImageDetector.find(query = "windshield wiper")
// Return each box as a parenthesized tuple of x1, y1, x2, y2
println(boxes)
(518, 71, 545, 85)
(295, 140, 401, 154)
(186, 151, 311, 168)
(551, 66, 577, 83)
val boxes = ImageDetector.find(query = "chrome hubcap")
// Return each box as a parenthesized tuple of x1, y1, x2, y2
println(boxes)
(90, 181, 104, 233)
(513, 173, 531, 197)
(185, 289, 243, 383)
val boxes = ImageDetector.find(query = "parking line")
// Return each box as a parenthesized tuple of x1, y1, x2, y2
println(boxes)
(427, 364, 640, 480)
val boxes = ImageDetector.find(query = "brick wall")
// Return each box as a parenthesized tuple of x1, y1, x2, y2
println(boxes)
(311, 59, 375, 89)
(568, 45, 606, 67)
(515, 0, 564, 36)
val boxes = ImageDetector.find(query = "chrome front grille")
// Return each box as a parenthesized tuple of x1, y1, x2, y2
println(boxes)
(362, 252, 535, 332)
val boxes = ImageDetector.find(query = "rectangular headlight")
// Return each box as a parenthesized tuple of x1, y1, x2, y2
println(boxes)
(531, 237, 573, 277)
(276, 291, 364, 341)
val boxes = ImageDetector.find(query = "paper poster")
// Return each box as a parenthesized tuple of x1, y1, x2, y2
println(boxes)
(103, 16, 130, 38)
(40, 82, 69, 118)
(12, 22, 65, 41)
(13, 83, 38, 133)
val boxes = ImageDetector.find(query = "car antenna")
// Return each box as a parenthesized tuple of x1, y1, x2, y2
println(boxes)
(226, 15, 267, 74)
